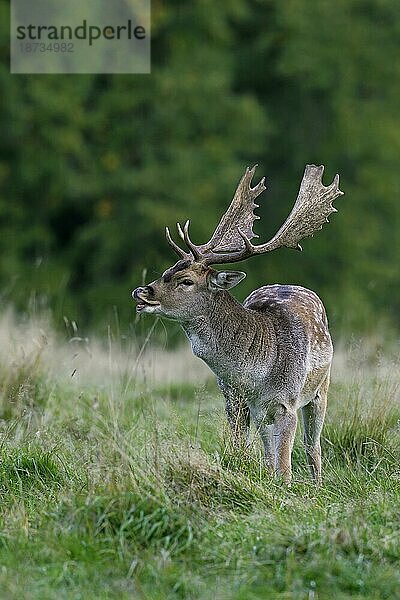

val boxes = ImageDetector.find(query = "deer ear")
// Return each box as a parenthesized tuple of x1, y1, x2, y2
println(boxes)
(208, 270, 246, 291)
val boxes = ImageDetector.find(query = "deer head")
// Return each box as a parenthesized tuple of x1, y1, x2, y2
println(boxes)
(132, 165, 343, 320)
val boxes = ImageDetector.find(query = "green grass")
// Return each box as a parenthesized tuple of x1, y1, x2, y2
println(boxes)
(0, 318, 399, 599)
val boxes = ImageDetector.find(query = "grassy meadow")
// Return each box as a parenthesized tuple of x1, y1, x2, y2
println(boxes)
(0, 310, 399, 599)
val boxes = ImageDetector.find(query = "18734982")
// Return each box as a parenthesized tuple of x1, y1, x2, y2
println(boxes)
(19, 42, 74, 53)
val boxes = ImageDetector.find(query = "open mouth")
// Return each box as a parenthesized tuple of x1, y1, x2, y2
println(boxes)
(135, 298, 161, 312)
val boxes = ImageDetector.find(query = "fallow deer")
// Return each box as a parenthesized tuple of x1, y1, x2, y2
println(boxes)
(132, 165, 343, 483)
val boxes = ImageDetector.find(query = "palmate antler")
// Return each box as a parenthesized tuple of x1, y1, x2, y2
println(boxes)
(165, 164, 344, 266)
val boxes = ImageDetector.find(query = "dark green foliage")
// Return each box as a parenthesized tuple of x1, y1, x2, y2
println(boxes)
(0, 0, 399, 333)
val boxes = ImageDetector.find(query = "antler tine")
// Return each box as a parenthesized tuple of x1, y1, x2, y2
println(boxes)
(176, 222, 185, 241)
(174, 220, 203, 260)
(243, 166, 265, 212)
(165, 226, 190, 259)
(182, 220, 203, 260)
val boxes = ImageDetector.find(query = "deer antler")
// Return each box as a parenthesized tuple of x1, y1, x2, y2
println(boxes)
(165, 164, 343, 265)
(165, 166, 266, 260)
(201, 165, 266, 253)
(239, 164, 343, 254)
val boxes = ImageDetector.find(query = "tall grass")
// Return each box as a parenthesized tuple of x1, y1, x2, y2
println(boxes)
(0, 311, 399, 598)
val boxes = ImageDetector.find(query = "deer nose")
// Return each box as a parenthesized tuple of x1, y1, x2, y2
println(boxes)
(132, 287, 144, 300)
(132, 285, 154, 300)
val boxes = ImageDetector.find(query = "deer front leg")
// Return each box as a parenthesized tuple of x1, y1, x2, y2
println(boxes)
(257, 423, 275, 474)
(218, 380, 250, 449)
(225, 395, 250, 449)
(272, 407, 298, 484)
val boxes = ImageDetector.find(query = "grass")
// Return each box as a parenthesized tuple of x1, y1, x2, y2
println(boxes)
(0, 312, 399, 599)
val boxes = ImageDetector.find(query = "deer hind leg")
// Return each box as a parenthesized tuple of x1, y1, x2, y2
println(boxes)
(301, 371, 329, 483)
(272, 406, 298, 484)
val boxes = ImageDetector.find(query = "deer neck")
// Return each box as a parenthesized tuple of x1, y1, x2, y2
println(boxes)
(181, 291, 275, 381)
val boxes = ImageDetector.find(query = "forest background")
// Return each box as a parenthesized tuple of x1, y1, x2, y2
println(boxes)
(1, 0, 399, 339)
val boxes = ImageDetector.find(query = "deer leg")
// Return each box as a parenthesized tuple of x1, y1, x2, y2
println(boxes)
(301, 374, 329, 483)
(224, 394, 250, 450)
(218, 379, 250, 449)
(272, 407, 298, 484)
(257, 424, 275, 474)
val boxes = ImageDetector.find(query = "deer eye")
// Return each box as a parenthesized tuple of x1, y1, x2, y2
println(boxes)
(178, 279, 194, 286)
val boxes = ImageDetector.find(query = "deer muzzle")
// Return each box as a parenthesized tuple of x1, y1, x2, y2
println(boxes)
(132, 286, 161, 313)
